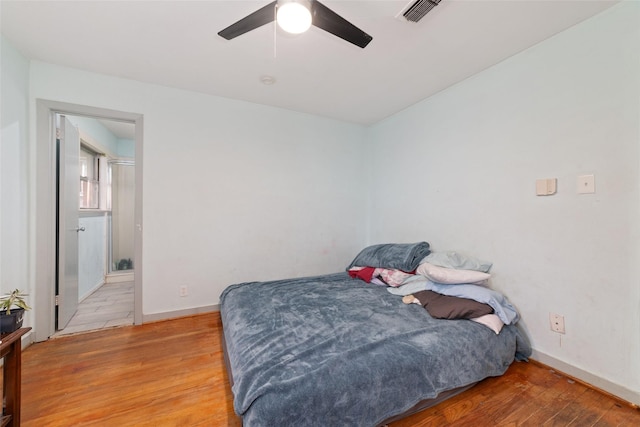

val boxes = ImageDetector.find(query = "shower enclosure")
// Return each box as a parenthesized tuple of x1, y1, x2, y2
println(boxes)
(109, 160, 135, 274)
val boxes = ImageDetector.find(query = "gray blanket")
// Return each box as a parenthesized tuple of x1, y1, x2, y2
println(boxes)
(346, 241, 431, 271)
(220, 273, 530, 426)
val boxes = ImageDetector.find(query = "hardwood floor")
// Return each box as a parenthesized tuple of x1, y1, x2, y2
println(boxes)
(22, 313, 240, 427)
(21, 313, 639, 426)
(388, 363, 639, 427)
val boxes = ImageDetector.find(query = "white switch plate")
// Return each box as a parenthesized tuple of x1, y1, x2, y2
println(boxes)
(577, 175, 595, 194)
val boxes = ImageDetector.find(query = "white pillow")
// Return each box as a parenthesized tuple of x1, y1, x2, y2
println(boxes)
(471, 314, 504, 334)
(416, 262, 490, 285)
(421, 251, 493, 272)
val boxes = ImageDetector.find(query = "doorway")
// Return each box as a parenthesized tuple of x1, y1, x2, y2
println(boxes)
(34, 100, 143, 342)
(54, 114, 137, 336)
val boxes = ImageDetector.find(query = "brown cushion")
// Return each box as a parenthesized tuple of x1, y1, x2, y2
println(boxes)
(413, 290, 494, 320)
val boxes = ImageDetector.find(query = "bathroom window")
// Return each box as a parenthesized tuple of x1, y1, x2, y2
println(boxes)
(79, 144, 100, 209)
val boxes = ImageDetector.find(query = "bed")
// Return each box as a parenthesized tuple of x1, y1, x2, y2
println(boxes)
(220, 243, 531, 426)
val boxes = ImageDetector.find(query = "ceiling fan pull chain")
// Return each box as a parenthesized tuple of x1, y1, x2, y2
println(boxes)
(274, 3, 277, 58)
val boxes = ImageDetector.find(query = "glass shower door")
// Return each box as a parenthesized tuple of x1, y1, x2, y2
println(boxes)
(109, 161, 135, 273)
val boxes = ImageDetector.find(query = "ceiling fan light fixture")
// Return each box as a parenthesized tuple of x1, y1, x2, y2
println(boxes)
(277, 0, 312, 34)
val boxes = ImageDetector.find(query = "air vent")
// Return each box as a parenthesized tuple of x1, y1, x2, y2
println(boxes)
(402, 0, 442, 22)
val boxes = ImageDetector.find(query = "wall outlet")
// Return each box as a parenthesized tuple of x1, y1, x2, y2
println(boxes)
(577, 174, 595, 194)
(179, 285, 188, 297)
(549, 313, 565, 334)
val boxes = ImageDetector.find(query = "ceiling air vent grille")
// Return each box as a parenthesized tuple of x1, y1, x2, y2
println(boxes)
(403, 0, 442, 22)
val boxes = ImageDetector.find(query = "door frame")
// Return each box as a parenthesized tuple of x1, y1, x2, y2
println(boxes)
(35, 99, 144, 342)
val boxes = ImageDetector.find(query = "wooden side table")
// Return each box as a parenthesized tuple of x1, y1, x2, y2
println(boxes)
(0, 328, 30, 427)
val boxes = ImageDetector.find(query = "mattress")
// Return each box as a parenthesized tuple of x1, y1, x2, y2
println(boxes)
(220, 272, 530, 426)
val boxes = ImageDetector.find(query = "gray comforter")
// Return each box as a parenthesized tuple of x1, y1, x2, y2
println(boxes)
(220, 272, 530, 426)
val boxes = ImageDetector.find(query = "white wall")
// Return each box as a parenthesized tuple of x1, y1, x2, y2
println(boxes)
(0, 36, 30, 317)
(28, 62, 368, 316)
(368, 2, 640, 403)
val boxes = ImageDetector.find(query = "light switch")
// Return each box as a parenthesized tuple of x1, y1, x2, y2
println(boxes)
(577, 175, 595, 194)
(536, 178, 557, 196)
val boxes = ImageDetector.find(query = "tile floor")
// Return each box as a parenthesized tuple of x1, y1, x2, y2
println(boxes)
(54, 281, 134, 337)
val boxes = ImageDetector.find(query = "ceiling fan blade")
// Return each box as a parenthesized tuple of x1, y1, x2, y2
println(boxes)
(218, 1, 277, 40)
(311, 1, 372, 48)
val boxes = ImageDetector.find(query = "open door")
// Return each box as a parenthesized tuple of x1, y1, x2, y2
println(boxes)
(56, 115, 80, 330)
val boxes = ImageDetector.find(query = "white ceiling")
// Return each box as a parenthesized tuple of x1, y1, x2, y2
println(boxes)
(1, 0, 618, 125)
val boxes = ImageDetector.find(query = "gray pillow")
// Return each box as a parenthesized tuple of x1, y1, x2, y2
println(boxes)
(347, 242, 431, 272)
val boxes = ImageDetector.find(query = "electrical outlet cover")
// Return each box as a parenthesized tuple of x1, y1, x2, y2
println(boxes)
(577, 175, 595, 194)
(549, 313, 565, 334)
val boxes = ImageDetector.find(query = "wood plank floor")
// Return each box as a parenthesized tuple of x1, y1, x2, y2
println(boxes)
(21, 313, 640, 426)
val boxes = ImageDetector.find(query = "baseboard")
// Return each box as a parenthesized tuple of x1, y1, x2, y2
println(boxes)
(142, 304, 220, 323)
(531, 349, 640, 407)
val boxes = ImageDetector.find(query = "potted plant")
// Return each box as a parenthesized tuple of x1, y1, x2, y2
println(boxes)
(0, 289, 31, 334)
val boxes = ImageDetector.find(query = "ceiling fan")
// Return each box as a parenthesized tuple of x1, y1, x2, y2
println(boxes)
(218, 0, 373, 49)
